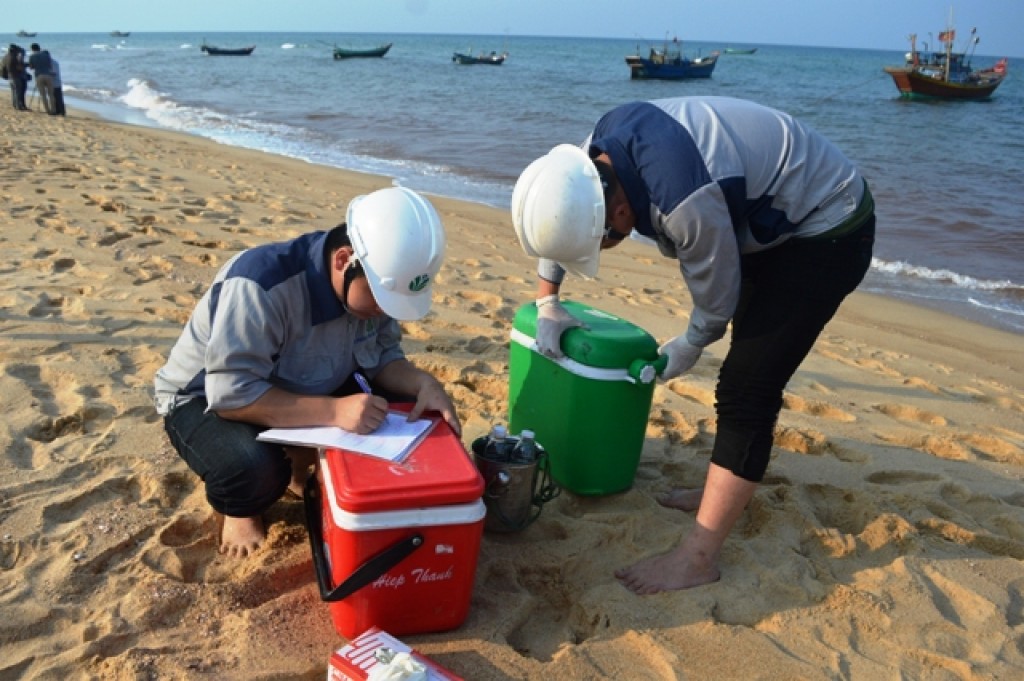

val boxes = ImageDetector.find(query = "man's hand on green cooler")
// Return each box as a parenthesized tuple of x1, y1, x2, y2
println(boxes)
(535, 295, 586, 358)
(657, 335, 702, 380)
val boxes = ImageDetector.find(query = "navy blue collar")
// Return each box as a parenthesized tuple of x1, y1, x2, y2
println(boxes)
(306, 231, 346, 326)
(589, 137, 656, 238)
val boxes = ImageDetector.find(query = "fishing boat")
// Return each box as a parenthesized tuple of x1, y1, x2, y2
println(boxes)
(724, 47, 757, 55)
(110, 31, 131, 37)
(16, 30, 37, 38)
(625, 38, 719, 80)
(452, 50, 507, 65)
(883, 21, 1007, 100)
(333, 43, 392, 59)
(200, 43, 256, 56)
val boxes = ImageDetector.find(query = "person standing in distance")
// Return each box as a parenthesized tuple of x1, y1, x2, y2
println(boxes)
(155, 187, 460, 558)
(511, 96, 875, 594)
(26, 43, 56, 114)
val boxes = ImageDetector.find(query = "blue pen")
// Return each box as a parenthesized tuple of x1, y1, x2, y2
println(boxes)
(353, 372, 373, 395)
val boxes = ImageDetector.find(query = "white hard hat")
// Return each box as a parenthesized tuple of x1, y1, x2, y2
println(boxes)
(346, 187, 446, 321)
(511, 144, 605, 279)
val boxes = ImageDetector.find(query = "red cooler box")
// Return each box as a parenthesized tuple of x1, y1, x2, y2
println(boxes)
(305, 410, 485, 639)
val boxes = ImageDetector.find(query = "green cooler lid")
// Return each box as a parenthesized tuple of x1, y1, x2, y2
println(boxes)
(513, 300, 658, 369)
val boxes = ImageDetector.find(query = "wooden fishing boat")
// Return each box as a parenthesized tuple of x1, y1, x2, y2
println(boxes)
(626, 38, 719, 80)
(333, 43, 392, 59)
(452, 50, 507, 65)
(724, 47, 757, 55)
(200, 43, 256, 56)
(883, 21, 1007, 100)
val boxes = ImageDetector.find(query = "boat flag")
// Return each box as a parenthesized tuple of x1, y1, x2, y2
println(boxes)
(938, 30, 955, 43)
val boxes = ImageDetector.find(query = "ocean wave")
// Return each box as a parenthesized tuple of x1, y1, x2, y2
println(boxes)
(967, 297, 1024, 319)
(872, 258, 1022, 292)
(117, 78, 285, 140)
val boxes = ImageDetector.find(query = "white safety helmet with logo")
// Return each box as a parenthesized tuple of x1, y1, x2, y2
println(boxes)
(346, 186, 446, 321)
(511, 144, 605, 279)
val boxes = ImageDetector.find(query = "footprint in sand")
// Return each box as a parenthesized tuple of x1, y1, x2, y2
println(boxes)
(142, 513, 219, 584)
(666, 380, 715, 408)
(97, 228, 132, 247)
(785, 394, 856, 422)
(25, 404, 116, 445)
(873, 403, 947, 426)
(27, 293, 86, 319)
(876, 432, 973, 461)
(866, 470, 943, 485)
(503, 574, 593, 661)
(773, 425, 829, 456)
(646, 407, 701, 446)
(182, 238, 233, 250)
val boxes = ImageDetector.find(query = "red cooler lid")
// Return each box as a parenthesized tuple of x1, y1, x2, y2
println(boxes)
(320, 405, 484, 514)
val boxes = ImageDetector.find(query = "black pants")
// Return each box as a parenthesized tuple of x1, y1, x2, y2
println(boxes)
(711, 217, 876, 481)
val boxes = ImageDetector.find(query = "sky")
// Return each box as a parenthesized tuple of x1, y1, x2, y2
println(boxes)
(4, 0, 1021, 58)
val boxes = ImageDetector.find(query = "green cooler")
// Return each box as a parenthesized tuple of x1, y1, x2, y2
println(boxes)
(508, 301, 666, 496)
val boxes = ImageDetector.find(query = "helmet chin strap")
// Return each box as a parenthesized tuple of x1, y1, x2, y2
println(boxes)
(340, 258, 364, 313)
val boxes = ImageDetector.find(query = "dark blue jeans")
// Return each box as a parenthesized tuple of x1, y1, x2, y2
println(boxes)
(164, 398, 291, 518)
(163, 374, 409, 517)
(711, 216, 876, 481)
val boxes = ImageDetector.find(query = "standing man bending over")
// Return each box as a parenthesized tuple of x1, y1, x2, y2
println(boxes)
(512, 96, 875, 594)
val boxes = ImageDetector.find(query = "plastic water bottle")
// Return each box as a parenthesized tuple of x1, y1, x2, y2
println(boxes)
(484, 424, 513, 462)
(512, 429, 538, 464)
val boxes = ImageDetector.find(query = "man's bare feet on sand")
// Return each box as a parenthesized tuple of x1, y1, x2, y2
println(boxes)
(614, 544, 721, 595)
(218, 514, 265, 558)
(657, 487, 704, 512)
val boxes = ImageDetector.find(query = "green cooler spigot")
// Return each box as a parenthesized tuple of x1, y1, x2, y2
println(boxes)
(628, 355, 668, 384)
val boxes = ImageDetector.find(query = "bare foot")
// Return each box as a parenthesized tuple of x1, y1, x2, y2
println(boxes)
(217, 513, 265, 558)
(657, 487, 704, 511)
(614, 544, 721, 595)
(286, 446, 317, 497)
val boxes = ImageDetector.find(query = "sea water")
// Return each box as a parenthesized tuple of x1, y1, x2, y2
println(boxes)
(15, 32, 1023, 334)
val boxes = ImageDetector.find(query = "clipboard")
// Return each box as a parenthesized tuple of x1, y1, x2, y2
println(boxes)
(257, 411, 436, 463)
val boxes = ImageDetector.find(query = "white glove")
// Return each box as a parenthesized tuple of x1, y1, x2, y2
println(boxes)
(658, 335, 702, 380)
(535, 295, 586, 358)
(367, 651, 427, 681)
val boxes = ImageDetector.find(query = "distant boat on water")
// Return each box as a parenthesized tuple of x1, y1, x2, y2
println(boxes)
(333, 43, 392, 59)
(16, 30, 37, 38)
(110, 31, 131, 37)
(452, 49, 507, 65)
(625, 37, 719, 79)
(882, 18, 1007, 100)
(200, 42, 256, 56)
(724, 47, 757, 55)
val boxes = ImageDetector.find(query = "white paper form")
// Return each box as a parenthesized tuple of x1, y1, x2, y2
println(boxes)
(257, 411, 435, 463)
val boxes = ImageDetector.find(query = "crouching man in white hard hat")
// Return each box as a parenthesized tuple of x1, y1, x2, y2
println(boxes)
(154, 187, 459, 557)
(512, 96, 875, 594)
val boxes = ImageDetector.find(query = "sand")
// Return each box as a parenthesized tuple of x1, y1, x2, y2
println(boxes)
(2, 104, 1023, 681)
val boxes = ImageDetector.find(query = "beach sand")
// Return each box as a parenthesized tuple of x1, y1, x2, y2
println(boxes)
(2, 105, 1023, 681)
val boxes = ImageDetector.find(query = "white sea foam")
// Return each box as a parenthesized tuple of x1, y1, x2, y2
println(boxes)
(872, 258, 1021, 292)
(968, 297, 1024, 317)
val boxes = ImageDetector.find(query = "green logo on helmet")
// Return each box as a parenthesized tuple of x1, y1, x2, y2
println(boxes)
(408, 274, 431, 292)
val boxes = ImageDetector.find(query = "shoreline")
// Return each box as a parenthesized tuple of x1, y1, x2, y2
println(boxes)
(63, 92, 1023, 339)
(3, 103, 1023, 680)
(36, 103, 1024, 369)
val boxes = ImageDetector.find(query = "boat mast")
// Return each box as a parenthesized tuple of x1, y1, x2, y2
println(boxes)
(944, 5, 953, 82)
